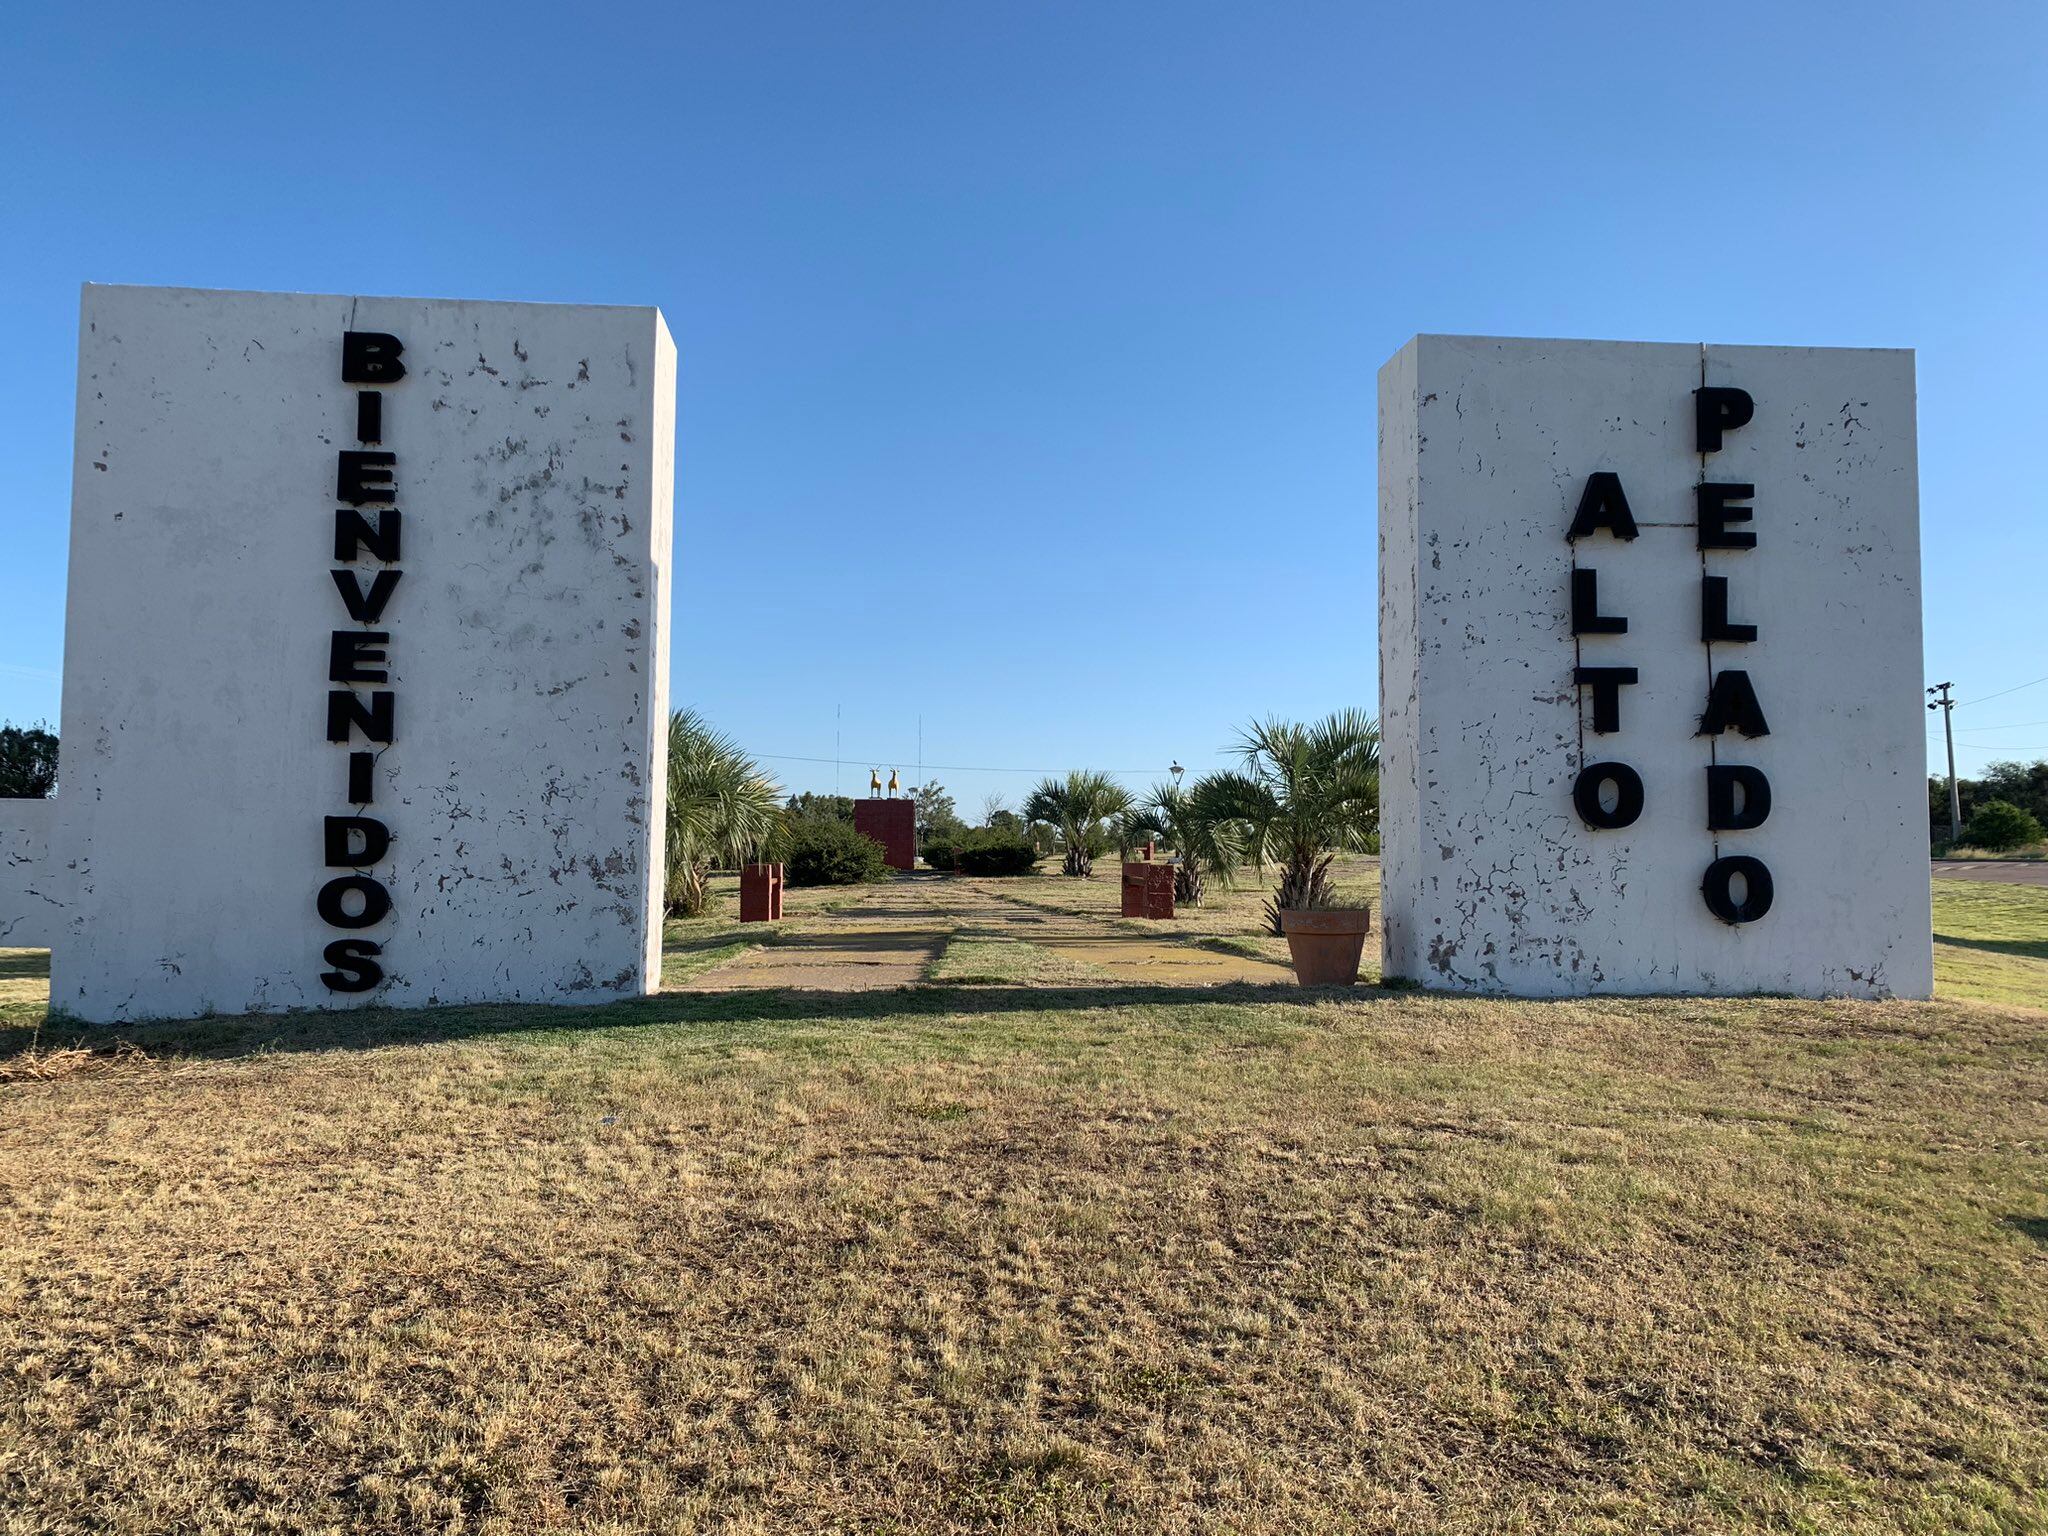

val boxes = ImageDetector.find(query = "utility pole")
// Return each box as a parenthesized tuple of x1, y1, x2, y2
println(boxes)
(1927, 682, 1961, 844)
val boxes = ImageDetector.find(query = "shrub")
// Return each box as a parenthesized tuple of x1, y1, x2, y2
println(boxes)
(924, 828, 1038, 875)
(955, 833, 1040, 876)
(786, 792, 856, 824)
(784, 816, 890, 887)
(0, 722, 59, 799)
(1961, 799, 2044, 852)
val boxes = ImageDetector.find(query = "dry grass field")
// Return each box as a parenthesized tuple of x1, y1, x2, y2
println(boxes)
(1, 865, 2044, 1534)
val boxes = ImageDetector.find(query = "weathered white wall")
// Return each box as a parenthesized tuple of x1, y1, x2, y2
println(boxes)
(0, 799, 60, 949)
(52, 285, 673, 1022)
(1378, 335, 1931, 999)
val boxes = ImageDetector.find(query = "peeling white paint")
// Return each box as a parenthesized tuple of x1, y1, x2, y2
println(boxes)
(1378, 335, 1931, 999)
(0, 799, 59, 949)
(48, 285, 674, 1023)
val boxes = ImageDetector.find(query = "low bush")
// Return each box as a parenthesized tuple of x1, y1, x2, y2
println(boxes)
(1961, 799, 2045, 853)
(956, 834, 1040, 876)
(784, 816, 890, 887)
(932, 828, 1041, 876)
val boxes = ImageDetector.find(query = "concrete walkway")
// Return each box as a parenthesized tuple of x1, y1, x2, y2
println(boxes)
(679, 877, 1294, 992)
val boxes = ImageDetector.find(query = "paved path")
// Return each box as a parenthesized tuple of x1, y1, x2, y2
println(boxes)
(1933, 860, 2048, 887)
(680, 877, 1294, 992)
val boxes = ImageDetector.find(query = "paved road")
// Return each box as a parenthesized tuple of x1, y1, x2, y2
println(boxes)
(1932, 860, 2048, 887)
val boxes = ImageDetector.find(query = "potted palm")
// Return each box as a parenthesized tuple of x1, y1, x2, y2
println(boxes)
(1202, 710, 1380, 985)
(1023, 770, 1133, 877)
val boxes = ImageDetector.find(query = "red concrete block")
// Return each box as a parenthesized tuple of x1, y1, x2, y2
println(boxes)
(1121, 860, 1175, 919)
(853, 798, 916, 872)
(740, 862, 784, 922)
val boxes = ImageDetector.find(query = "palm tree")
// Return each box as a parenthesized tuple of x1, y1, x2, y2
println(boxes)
(1199, 710, 1380, 933)
(1123, 781, 1240, 905)
(664, 710, 784, 917)
(1023, 770, 1133, 877)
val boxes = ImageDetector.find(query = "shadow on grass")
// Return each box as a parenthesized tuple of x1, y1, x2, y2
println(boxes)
(3, 975, 1376, 1065)
(1933, 932, 2048, 962)
(2004, 1215, 2048, 1246)
(0, 949, 51, 982)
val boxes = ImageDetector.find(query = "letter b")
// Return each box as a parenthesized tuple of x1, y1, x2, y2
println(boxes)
(342, 331, 406, 384)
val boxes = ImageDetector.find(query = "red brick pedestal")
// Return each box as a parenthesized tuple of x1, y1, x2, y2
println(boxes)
(853, 798, 917, 872)
(740, 862, 784, 922)
(1121, 859, 1175, 919)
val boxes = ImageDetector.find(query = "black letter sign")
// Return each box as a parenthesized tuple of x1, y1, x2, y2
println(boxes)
(317, 874, 392, 929)
(1701, 575, 1757, 643)
(1701, 855, 1774, 923)
(1568, 472, 1640, 541)
(321, 939, 385, 991)
(1696, 483, 1757, 550)
(1574, 666, 1639, 734)
(336, 450, 398, 506)
(329, 631, 391, 685)
(324, 814, 393, 867)
(335, 508, 402, 563)
(342, 331, 407, 384)
(1699, 670, 1771, 738)
(331, 569, 402, 623)
(1695, 386, 1754, 453)
(327, 689, 396, 745)
(1706, 764, 1772, 830)
(1571, 569, 1627, 635)
(1573, 762, 1645, 829)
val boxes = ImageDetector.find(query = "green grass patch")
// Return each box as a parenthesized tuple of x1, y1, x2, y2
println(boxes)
(1933, 879, 2048, 1009)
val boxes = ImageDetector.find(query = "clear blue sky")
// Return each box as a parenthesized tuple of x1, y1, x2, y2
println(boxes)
(3, 1, 2043, 809)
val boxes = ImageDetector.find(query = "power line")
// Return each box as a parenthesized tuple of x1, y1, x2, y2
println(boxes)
(756, 751, 1174, 776)
(1960, 675, 2048, 707)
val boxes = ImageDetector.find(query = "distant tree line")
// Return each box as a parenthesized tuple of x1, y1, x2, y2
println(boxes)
(1932, 759, 2048, 851)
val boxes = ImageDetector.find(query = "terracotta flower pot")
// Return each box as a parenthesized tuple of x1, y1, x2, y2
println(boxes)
(1279, 906, 1372, 986)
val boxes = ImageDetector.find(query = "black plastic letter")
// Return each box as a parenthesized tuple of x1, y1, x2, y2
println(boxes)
(1568, 472, 1639, 542)
(337, 450, 397, 506)
(1701, 575, 1757, 643)
(324, 815, 392, 867)
(334, 508, 402, 563)
(1697, 483, 1757, 550)
(1701, 855, 1774, 923)
(1699, 670, 1770, 738)
(1572, 762, 1645, 829)
(342, 331, 406, 385)
(331, 569, 402, 624)
(320, 939, 385, 992)
(329, 631, 390, 684)
(1695, 386, 1754, 453)
(1571, 568, 1627, 635)
(1706, 764, 1772, 830)
(348, 751, 375, 805)
(318, 874, 392, 929)
(356, 391, 383, 444)
(1574, 666, 1639, 734)
(327, 690, 395, 745)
